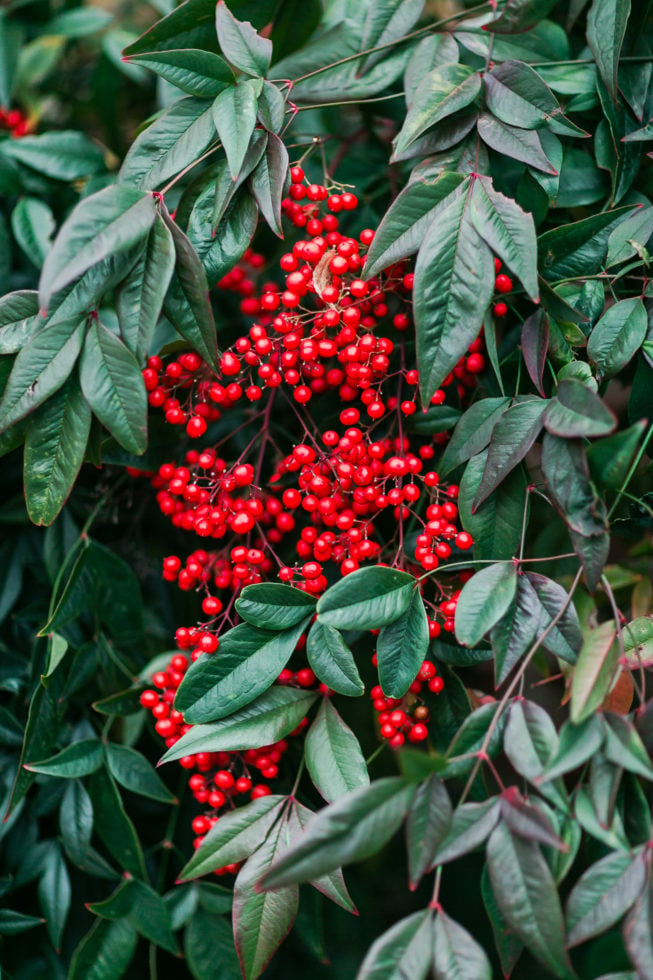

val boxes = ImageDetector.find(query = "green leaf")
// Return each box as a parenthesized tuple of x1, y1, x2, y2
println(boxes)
(570, 620, 619, 724)
(393, 65, 481, 158)
(521, 310, 549, 396)
(179, 796, 285, 881)
(256, 80, 287, 132)
(538, 205, 636, 281)
(25, 738, 104, 778)
(413, 178, 495, 403)
(566, 849, 646, 947)
(38, 843, 70, 951)
(500, 788, 565, 849)
(484, 59, 587, 135)
(119, 97, 216, 190)
(40, 185, 156, 308)
(0, 290, 40, 354)
(189, 183, 259, 283)
(79, 320, 147, 455)
(620, 617, 653, 670)
(290, 802, 355, 911)
(0, 10, 22, 107)
(69, 918, 138, 980)
(360, 0, 424, 73)
(160, 687, 317, 763)
(161, 207, 218, 372)
(46, 7, 112, 36)
(233, 819, 298, 980)
(43, 633, 70, 679)
(624, 878, 653, 979)
(587, 421, 647, 491)
(316, 566, 415, 631)
(540, 715, 605, 782)
(185, 908, 240, 980)
(603, 714, 653, 780)
(116, 215, 176, 363)
(446, 702, 505, 777)
(432, 799, 501, 865)
(0, 317, 84, 432)
(212, 131, 267, 228)
(363, 173, 466, 279)
(260, 778, 416, 888)
(24, 373, 91, 525)
(503, 699, 568, 809)
(0, 909, 44, 935)
(459, 449, 526, 562)
(486, 822, 572, 978)
(485, 0, 559, 33)
(491, 574, 541, 685)
(587, 0, 631, 103)
(174, 617, 309, 723)
(439, 397, 511, 475)
(235, 583, 315, 630)
(406, 775, 452, 890)
(60, 780, 116, 879)
(88, 767, 146, 878)
(306, 620, 364, 697)
(477, 114, 556, 173)
(249, 133, 288, 237)
(433, 908, 492, 980)
(481, 863, 523, 978)
(11, 198, 56, 268)
(216, 1, 272, 78)
(587, 298, 647, 380)
(127, 49, 234, 97)
(212, 80, 259, 179)
(358, 909, 432, 980)
(1, 131, 106, 182)
(454, 562, 518, 647)
(377, 587, 429, 698)
(606, 206, 653, 266)
(469, 175, 539, 301)
(106, 743, 176, 803)
(544, 379, 617, 437)
(305, 698, 369, 803)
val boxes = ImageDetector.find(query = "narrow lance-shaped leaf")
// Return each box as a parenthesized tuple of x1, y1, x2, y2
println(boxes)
(431, 798, 501, 866)
(376, 587, 429, 698)
(433, 908, 493, 980)
(215, 1, 272, 77)
(470, 176, 539, 301)
(521, 310, 549, 396)
(106, 743, 176, 803)
(570, 621, 619, 724)
(304, 698, 369, 803)
(357, 910, 433, 980)
(24, 738, 104, 778)
(249, 133, 288, 237)
(212, 80, 259, 180)
(544, 378, 617, 437)
(406, 775, 452, 890)
(306, 620, 364, 697)
(587, 298, 647, 380)
(454, 562, 518, 647)
(565, 848, 647, 947)
(587, 0, 631, 103)
(316, 566, 416, 631)
(491, 574, 541, 685)
(116, 214, 175, 363)
(473, 397, 547, 510)
(125, 49, 235, 98)
(477, 114, 557, 173)
(459, 449, 527, 563)
(393, 65, 481, 159)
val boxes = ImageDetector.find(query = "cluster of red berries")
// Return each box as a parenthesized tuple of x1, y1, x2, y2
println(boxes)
(370, 659, 444, 748)
(492, 259, 513, 318)
(0, 107, 31, 138)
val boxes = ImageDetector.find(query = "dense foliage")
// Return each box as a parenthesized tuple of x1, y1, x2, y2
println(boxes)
(1, 0, 653, 977)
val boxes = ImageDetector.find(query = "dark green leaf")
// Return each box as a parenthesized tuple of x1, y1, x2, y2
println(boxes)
(11, 198, 55, 268)
(123, 0, 224, 57)
(69, 918, 138, 980)
(305, 698, 369, 803)
(454, 562, 518, 647)
(394, 65, 481, 158)
(406, 775, 452, 889)
(185, 908, 240, 980)
(24, 373, 91, 525)
(0, 910, 44, 935)
(521, 310, 549, 396)
(88, 767, 146, 878)
(212, 80, 259, 179)
(473, 399, 547, 509)
(189, 183, 259, 283)
(377, 587, 429, 698)
(316, 566, 415, 631)
(260, 778, 416, 888)
(215, 1, 272, 77)
(40, 185, 156, 308)
(127, 49, 234, 97)
(116, 214, 175, 363)
(606, 206, 653, 266)
(290, 802, 355, 911)
(570, 621, 619, 724)
(566, 849, 646, 946)
(79, 320, 147, 455)
(538, 206, 636, 281)
(249, 133, 288, 237)
(360, 0, 424, 73)
(433, 908, 492, 980)
(486, 822, 572, 978)
(500, 787, 566, 849)
(624, 877, 653, 979)
(491, 574, 541, 685)
(106, 743, 176, 803)
(212, 131, 267, 228)
(25, 738, 104, 778)
(459, 449, 526, 562)
(2, 132, 106, 182)
(358, 909, 432, 980)
(446, 703, 505, 777)
(541, 715, 605, 781)
(484, 59, 586, 135)
(486, 0, 559, 33)
(587, 298, 647, 380)
(38, 843, 70, 951)
(603, 714, 653, 780)
(0, 317, 84, 432)
(587, 0, 631, 103)
(478, 114, 556, 172)
(175, 617, 309, 723)
(432, 798, 501, 865)
(481, 864, 523, 978)
(235, 583, 316, 630)
(160, 687, 317, 762)
(0, 290, 40, 354)
(179, 796, 285, 880)
(306, 620, 364, 697)
(544, 379, 617, 437)
(588, 421, 647, 491)
(470, 175, 539, 300)
(439, 397, 511, 475)
(504, 699, 568, 809)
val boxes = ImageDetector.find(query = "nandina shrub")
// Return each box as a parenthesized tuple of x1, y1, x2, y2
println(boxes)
(1, 0, 653, 978)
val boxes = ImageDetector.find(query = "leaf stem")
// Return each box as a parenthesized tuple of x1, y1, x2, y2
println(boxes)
(607, 424, 653, 519)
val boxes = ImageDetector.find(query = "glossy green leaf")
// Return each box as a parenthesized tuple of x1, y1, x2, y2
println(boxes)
(260, 778, 416, 888)
(358, 910, 432, 980)
(127, 49, 234, 97)
(439, 397, 510, 475)
(540, 715, 605, 782)
(587, 0, 631, 103)
(38, 843, 71, 951)
(474, 397, 546, 509)
(119, 97, 215, 190)
(188, 183, 259, 283)
(185, 908, 240, 980)
(160, 687, 317, 762)
(486, 822, 572, 978)
(377, 587, 429, 698)
(459, 449, 526, 562)
(603, 713, 653, 780)
(455, 562, 518, 647)
(24, 373, 91, 525)
(432, 799, 501, 865)
(289, 801, 355, 911)
(521, 310, 549, 396)
(0, 290, 39, 354)
(503, 699, 568, 809)
(69, 918, 138, 980)
(485, 0, 559, 33)
(606, 206, 653, 266)
(316, 566, 415, 631)
(360, 0, 424, 73)
(235, 583, 316, 630)
(179, 796, 285, 881)
(0, 317, 84, 432)
(413, 178, 494, 404)
(394, 65, 481, 158)
(478, 114, 556, 173)
(363, 173, 466, 279)
(212, 80, 259, 179)
(484, 59, 587, 136)
(469, 175, 539, 301)
(566, 849, 646, 947)
(212, 131, 267, 228)
(25, 738, 104, 778)
(406, 775, 452, 889)
(446, 702, 505, 777)
(433, 908, 492, 980)
(491, 574, 541, 685)
(79, 320, 147, 455)
(587, 421, 647, 491)
(249, 132, 288, 237)
(305, 698, 369, 803)
(306, 620, 364, 697)
(500, 788, 565, 849)
(106, 743, 176, 803)
(11, 198, 55, 268)
(88, 766, 146, 878)
(544, 378, 617, 437)
(538, 206, 636, 281)
(1, 131, 106, 182)
(570, 620, 619, 723)
(175, 617, 309, 723)
(40, 185, 156, 308)
(215, 1, 272, 78)
(624, 878, 653, 979)
(115, 214, 175, 362)
(587, 298, 647, 380)
(481, 863, 523, 978)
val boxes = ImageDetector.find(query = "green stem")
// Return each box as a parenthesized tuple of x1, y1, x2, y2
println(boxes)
(608, 424, 653, 519)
